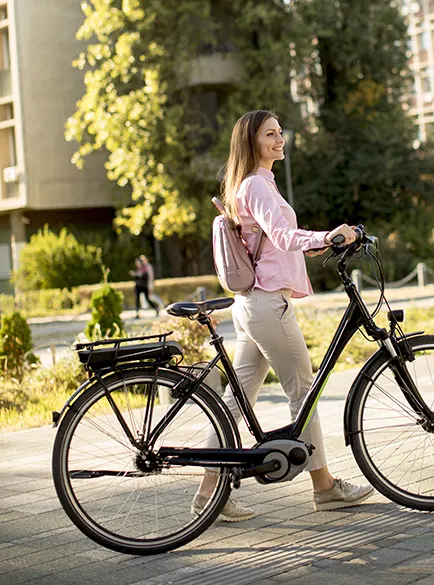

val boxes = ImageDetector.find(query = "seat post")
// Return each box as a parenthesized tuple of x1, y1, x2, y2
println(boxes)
(197, 313, 219, 339)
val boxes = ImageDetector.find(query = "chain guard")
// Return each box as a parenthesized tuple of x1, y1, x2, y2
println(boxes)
(254, 438, 311, 484)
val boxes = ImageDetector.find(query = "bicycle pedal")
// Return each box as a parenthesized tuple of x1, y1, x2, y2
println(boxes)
(230, 467, 242, 489)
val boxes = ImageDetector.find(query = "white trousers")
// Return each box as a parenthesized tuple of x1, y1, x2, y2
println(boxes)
(216, 288, 327, 472)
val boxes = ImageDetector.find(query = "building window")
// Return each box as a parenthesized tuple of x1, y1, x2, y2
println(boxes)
(421, 75, 431, 93)
(426, 121, 434, 140)
(8, 126, 16, 166)
(0, 102, 13, 121)
(0, 28, 10, 70)
(416, 30, 429, 52)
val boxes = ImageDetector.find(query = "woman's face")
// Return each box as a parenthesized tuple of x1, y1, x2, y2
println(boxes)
(255, 116, 285, 169)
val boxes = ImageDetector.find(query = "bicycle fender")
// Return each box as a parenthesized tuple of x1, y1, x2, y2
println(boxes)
(52, 368, 156, 427)
(343, 346, 389, 446)
(52, 377, 95, 427)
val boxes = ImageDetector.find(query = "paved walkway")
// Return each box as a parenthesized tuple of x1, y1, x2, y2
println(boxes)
(1, 369, 433, 585)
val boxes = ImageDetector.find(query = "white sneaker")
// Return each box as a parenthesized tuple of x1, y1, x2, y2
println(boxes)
(191, 493, 254, 522)
(313, 478, 375, 511)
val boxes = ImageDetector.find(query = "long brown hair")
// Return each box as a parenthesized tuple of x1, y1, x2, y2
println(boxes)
(221, 109, 277, 220)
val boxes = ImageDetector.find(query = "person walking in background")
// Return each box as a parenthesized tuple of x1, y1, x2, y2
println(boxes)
(192, 109, 374, 522)
(130, 256, 160, 318)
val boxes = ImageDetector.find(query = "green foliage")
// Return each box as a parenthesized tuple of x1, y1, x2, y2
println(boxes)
(0, 311, 38, 380)
(0, 294, 14, 315)
(2, 306, 434, 431)
(0, 274, 222, 318)
(0, 289, 85, 318)
(66, 0, 300, 262)
(0, 353, 87, 431)
(15, 225, 103, 291)
(79, 274, 222, 310)
(85, 285, 125, 338)
(66, 0, 216, 242)
(290, 0, 434, 245)
(148, 315, 212, 364)
(71, 227, 152, 283)
(68, 0, 434, 278)
(296, 305, 434, 373)
(150, 275, 222, 305)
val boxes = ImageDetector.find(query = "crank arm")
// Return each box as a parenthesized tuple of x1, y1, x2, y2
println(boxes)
(240, 460, 281, 479)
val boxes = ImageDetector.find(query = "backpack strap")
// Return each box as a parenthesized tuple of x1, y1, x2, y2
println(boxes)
(249, 226, 265, 266)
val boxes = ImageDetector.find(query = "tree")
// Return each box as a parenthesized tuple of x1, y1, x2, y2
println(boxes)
(66, 0, 302, 274)
(67, 0, 434, 280)
(289, 0, 434, 244)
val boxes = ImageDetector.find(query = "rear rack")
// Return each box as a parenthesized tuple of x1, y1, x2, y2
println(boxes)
(74, 332, 174, 352)
(74, 332, 181, 373)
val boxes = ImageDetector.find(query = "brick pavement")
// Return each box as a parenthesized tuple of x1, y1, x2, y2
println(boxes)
(1, 368, 434, 585)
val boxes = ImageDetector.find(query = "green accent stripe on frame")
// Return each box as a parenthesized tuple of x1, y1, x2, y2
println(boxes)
(302, 372, 332, 432)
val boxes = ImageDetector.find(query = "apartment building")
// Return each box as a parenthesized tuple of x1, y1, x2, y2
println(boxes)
(0, 0, 114, 293)
(401, 0, 434, 142)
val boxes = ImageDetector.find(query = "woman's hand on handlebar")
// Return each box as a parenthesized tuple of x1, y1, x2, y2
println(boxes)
(305, 248, 329, 258)
(324, 224, 356, 246)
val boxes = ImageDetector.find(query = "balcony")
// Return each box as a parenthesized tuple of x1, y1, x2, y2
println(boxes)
(0, 69, 11, 98)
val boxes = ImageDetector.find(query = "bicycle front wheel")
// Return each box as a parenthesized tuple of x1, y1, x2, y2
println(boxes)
(349, 334, 434, 510)
(52, 368, 234, 554)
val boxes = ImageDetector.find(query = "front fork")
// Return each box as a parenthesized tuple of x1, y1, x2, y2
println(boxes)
(384, 337, 434, 423)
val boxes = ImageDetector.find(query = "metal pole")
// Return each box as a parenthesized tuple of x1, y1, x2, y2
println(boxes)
(153, 238, 162, 279)
(417, 262, 427, 287)
(283, 129, 294, 208)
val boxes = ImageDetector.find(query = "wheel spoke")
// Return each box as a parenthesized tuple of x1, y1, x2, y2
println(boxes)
(351, 337, 434, 509)
(53, 370, 232, 553)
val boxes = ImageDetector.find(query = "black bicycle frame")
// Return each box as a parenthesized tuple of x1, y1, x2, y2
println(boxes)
(69, 240, 433, 479)
(149, 271, 387, 470)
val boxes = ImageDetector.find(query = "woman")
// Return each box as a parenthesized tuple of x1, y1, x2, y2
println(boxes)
(192, 110, 374, 522)
(130, 256, 160, 318)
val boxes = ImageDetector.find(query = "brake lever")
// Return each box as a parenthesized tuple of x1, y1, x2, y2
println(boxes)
(321, 244, 347, 267)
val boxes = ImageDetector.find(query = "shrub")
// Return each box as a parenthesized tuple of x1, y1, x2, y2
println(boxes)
(85, 285, 125, 339)
(0, 311, 38, 380)
(0, 275, 223, 317)
(152, 275, 223, 305)
(14, 225, 104, 291)
(148, 316, 213, 364)
(77, 274, 223, 310)
(0, 289, 85, 318)
(0, 352, 87, 431)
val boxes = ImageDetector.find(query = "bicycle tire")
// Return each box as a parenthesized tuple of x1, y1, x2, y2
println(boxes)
(348, 334, 434, 510)
(52, 367, 234, 554)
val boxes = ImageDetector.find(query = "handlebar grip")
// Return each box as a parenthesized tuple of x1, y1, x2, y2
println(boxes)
(331, 234, 345, 245)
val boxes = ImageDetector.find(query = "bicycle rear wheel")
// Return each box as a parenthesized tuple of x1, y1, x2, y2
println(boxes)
(349, 334, 434, 510)
(52, 368, 234, 554)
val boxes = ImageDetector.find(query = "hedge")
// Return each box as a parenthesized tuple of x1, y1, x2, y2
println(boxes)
(0, 275, 223, 317)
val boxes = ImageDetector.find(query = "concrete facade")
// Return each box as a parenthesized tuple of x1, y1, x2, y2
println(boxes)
(402, 0, 434, 142)
(0, 0, 113, 292)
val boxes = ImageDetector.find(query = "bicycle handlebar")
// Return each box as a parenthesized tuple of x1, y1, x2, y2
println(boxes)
(330, 224, 365, 255)
(332, 224, 380, 279)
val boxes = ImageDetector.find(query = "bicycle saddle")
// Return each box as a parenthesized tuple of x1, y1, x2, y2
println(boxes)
(166, 297, 234, 317)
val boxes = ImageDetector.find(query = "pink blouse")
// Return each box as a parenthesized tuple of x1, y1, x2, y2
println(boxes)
(236, 167, 328, 298)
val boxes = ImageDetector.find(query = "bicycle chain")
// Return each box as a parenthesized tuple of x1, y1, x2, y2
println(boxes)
(161, 470, 231, 477)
